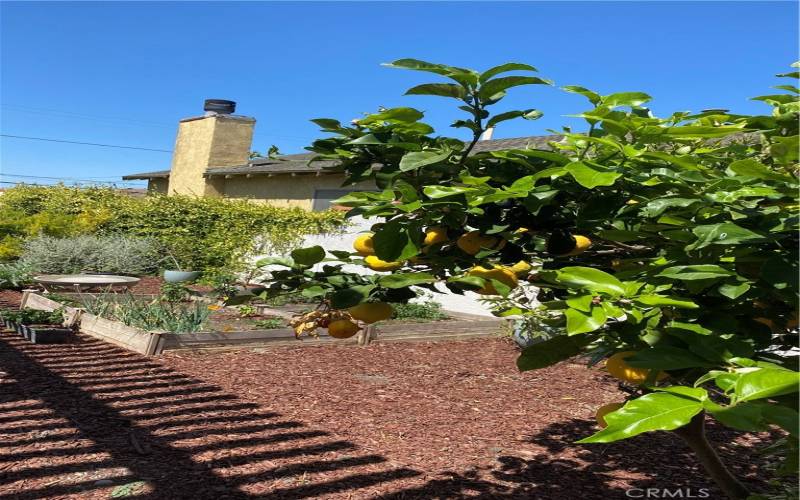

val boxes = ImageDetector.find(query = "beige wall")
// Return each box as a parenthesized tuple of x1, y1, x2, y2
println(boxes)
(167, 115, 255, 197)
(220, 173, 374, 210)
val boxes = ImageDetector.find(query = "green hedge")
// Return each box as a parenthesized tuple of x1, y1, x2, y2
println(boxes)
(0, 185, 346, 272)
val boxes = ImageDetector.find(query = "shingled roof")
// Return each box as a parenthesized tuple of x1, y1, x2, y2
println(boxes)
(123, 135, 562, 180)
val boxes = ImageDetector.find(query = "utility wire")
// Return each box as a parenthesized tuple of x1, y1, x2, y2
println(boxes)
(0, 173, 132, 184)
(0, 134, 173, 152)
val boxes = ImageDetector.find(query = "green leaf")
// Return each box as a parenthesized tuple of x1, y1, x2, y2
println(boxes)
(256, 256, 294, 268)
(378, 273, 435, 288)
(729, 159, 796, 183)
(634, 295, 699, 309)
(565, 306, 607, 334)
(565, 294, 593, 312)
(761, 404, 799, 436)
(330, 285, 374, 309)
(645, 125, 749, 138)
(373, 221, 418, 261)
(705, 401, 768, 432)
(486, 109, 543, 128)
(735, 368, 800, 403)
(640, 198, 700, 218)
(657, 265, 735, 281)
(480, 63, 538, 83)
(405, 83, 466, 99)
(562, 85, 601, 105)
(358, 107, 425, 125)
(423, 185, 475, 199)
(290, 246, 326, 267)
(553, 267, 626, 297)
(565, 162, 621, 188)
(689, 223, 764, 250)
(718, 282, 751, 299)
(602, 92, 652, 107)
(578, 393, 704, 443)
(399, 149, 452, 172)
(626, 346, 712, 370)
(516, 334, 591, 371)
(478, 76, 552, 100)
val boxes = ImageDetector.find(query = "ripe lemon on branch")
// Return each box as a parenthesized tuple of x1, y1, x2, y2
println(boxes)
(423, 226, 449, 246)
(457, 231, 506, 255)
(595, 402, 625, 428)
(509, 260, 533, 276)
(328, 319, 360, 339)
(364, 255, 403, 271)
(349, 302, 394, 324)
(467, 265, 519, 295)
(546, 230, 592, 257)
(353, 234, 375, 256)
(605, 351, 667, 385)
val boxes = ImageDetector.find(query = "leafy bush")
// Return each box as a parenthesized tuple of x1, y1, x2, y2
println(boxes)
(0, 186, 346, 271)
(81, 294, 210, 333)
(265, 59, 799, 498)
(392, 300, 449, 321)
(21, 235, 162, 275)
(3, 308, 65, 325)
(0, 260, 33, 289)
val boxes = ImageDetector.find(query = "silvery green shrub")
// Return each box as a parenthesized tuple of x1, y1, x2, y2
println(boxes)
(22, 235, 162, 275)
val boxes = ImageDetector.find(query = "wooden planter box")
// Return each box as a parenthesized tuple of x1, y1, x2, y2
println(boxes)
(27, 326, 72, 344)
(18, 292, 505, 356)
(79, 313, 163, 355)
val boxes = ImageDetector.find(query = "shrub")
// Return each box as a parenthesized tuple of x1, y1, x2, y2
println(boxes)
(0, 260, 33, 289)
(21, 235, 162, 275)
(392, 300, 449, 321)
(0, 185, 346, 272)
(254, 318, 285, 329)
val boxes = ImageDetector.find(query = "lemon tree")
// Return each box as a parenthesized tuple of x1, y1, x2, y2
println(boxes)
(262, 59, 799, 498)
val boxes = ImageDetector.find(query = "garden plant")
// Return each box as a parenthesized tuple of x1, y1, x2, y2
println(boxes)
(262, 59, 799, 498)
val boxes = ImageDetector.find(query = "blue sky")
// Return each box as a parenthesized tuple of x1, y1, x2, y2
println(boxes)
(1, 1, 797, 188)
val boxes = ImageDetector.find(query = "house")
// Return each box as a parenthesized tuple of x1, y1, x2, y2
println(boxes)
(123, 99, 557, 211)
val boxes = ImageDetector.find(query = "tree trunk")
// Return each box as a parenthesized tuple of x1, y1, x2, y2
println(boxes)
(672, 412, 751, 500)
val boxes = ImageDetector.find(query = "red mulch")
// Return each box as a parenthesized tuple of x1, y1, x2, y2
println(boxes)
(0, 333, 779, 499)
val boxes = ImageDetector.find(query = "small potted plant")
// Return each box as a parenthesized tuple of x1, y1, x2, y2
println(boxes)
(162, 249, 202, 284)
(19, 308, 72, 344)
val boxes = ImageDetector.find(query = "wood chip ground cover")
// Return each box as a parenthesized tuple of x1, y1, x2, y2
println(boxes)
(0, 327, 778, 499)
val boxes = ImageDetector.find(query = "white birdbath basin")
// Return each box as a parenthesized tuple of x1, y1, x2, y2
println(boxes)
(34, 274, 141, 292)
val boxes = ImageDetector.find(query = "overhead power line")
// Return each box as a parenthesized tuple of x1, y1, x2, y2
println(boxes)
(0, 173, 134, 184)
(0, 134, 173, 152)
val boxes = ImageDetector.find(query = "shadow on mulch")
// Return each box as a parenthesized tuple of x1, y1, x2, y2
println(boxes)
(0, 334, 418, 499)
(381, 419, 778, 499)
(0, 332, 780, 500)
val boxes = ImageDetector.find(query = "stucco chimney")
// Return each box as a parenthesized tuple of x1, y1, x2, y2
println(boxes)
(167, 100, 255, 197)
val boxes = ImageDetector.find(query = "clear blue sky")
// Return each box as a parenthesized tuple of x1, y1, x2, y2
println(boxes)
(1, 1, 797, 188)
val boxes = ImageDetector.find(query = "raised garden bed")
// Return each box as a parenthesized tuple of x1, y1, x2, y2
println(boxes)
(20, 292, 505, 355)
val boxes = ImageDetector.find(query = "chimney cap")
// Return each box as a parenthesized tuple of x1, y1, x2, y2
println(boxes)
(204, 99, 236, 115)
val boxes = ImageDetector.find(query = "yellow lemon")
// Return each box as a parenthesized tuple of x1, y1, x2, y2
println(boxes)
(353, 234, 375, 256)
(457, 231, 506, 255)
(509, 260, 532, 277)
(349, 302, 394, 324)
(328, 319, 360, 339)
(364, 255, 403, 272)
(605, 351, 667, 385)
(596, 402, 625, 428)
(467, 265, 518, 295)
(565, 235, 592, 256)
(423, 226, 449, 246)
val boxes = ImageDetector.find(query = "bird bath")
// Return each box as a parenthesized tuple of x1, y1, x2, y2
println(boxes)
(34, 274, 141, 293)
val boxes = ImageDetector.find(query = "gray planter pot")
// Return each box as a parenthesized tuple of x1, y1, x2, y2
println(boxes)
(163, 270, 202, 283)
